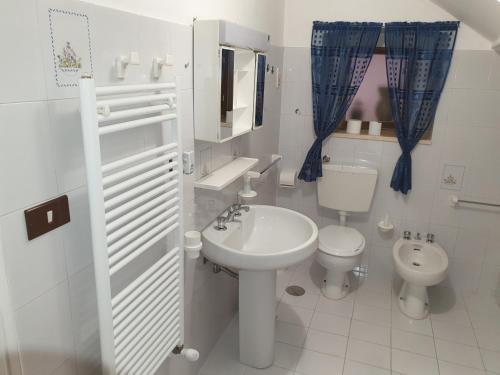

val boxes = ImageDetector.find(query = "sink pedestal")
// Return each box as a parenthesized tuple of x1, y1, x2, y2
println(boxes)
(239, 270, 276, 368)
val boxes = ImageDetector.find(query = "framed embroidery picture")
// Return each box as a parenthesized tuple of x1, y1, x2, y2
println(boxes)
(48, 8, 93, 87)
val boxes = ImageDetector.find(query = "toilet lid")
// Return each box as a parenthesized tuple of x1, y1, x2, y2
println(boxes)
(319, 225, 365, 256)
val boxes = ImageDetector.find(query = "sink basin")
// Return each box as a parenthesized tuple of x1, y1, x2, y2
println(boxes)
(202, 205, 318, 369)
(202, 205, 318, 270)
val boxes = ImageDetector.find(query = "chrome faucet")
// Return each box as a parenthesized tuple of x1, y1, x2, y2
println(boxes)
(403, 231, 411, 240)
(414, 232, 421, 241)
(214, 216, 227, 231)
(226, 205, 239, 222)
(214, 204, 250, 231)
(227, 204, 250, 221)
(232, 203, 250, 214)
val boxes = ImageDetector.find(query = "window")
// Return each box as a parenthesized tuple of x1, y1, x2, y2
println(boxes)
(334, 48, 433, 143)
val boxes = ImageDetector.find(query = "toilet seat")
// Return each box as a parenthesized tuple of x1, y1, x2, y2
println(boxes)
(318, 225, 365, 257)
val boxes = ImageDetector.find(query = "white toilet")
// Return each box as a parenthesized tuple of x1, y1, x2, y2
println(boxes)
(393, 238, 448, 319)
(316, 164, 377, 300)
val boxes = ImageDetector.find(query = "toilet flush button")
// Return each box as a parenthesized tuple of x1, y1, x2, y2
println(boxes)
(47, 210, 53, 223)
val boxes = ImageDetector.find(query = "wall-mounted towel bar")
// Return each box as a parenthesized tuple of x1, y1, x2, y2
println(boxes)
(449, 195, 500, 208)
(257, 154, 282, 175)
(79, 78, 185, 375)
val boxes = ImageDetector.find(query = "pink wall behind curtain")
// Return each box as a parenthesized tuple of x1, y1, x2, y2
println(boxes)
(345, 54, 392, 122)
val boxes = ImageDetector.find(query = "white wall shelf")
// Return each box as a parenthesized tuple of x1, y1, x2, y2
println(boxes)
(194, 157, 259, 191)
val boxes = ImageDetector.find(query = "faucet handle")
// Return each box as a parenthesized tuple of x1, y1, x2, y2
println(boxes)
(230, 203, 242, 216)
(426, 233, 435, 243)
(403, 230, 411, 240)
(214, 216, 227, 231)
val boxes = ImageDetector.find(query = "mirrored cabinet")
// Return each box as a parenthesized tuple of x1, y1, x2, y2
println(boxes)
(194, 20, 269, 143)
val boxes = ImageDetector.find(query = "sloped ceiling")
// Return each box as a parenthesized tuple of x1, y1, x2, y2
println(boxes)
(431, 0, 500, 46)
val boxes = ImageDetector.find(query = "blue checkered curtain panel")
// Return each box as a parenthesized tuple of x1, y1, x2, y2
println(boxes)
(385, 21, 459, 194)
(298, 21, 382, 182)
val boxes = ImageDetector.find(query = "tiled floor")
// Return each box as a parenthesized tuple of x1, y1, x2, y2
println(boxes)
(199, 257, 500, 375)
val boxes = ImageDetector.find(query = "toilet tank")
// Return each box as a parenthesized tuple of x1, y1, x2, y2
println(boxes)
(317, 164, 378, 212)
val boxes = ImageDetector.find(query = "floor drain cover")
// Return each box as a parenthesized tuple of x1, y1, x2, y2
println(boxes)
(286, 285, 305, 296)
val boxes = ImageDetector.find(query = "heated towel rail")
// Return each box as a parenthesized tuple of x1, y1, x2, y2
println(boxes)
(79, 78, 183, 375)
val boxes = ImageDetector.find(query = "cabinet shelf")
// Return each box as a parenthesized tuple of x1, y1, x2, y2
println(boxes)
(194, 20, 268, 143)
(194, 157, 259, 191)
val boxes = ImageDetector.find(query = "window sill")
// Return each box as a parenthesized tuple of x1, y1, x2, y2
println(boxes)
(332, 123, 432, 145)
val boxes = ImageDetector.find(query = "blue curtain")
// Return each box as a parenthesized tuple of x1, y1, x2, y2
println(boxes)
(298, 21, 382, 182)
(385, 22, 459, 194)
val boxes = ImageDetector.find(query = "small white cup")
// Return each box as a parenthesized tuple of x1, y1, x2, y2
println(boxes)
(346, 119, 362, 134)
(368, 121, 382, 136)
(184, 231, 202, 259)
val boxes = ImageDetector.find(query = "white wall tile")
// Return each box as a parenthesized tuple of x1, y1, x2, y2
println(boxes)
(0, 0, 47, 103)
(137, 16, 174, 83)
(282, 47, 310, 82)
(447, 50, 494, 89)
(67, 266, 100, 374)
(0, 209, 67, 309)
(47, 99, 86, 192)
(62, 188, 92, 276)
(172, 24, 193, 90)
(0, 102, 58, 215)
(15, 282, 75, 375)
(280, 81, 305, 115)
(93, 7, 142, 86)
(36, 0, 96, 99)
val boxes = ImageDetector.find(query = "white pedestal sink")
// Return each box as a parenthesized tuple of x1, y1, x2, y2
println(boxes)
(202, 205, 318, 368)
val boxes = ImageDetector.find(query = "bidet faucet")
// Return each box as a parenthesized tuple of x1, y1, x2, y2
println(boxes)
(426, 233, 435, 243)
(414, 232, 421, 241)
(403, 231, 411, 240)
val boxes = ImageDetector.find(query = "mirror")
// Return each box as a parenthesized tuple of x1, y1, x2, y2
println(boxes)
(218, 47, 256, 140)
(254, 53, 266, 128)
(220, 47, 234, 141)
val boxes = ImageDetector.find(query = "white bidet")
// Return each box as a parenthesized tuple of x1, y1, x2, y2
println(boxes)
(393, 238, 448, 319)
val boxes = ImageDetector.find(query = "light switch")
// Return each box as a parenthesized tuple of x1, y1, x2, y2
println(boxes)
(24, 195, 70, 240)
(47, 210, 53, 223)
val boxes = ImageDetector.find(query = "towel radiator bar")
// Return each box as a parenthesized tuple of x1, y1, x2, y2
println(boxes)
(79, 78, 184, 375)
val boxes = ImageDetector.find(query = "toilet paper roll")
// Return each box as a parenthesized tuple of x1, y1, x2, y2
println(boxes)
(279, 168, 297, 188)
(368, 121, 382, 136)
(346, 119, 362, 134)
